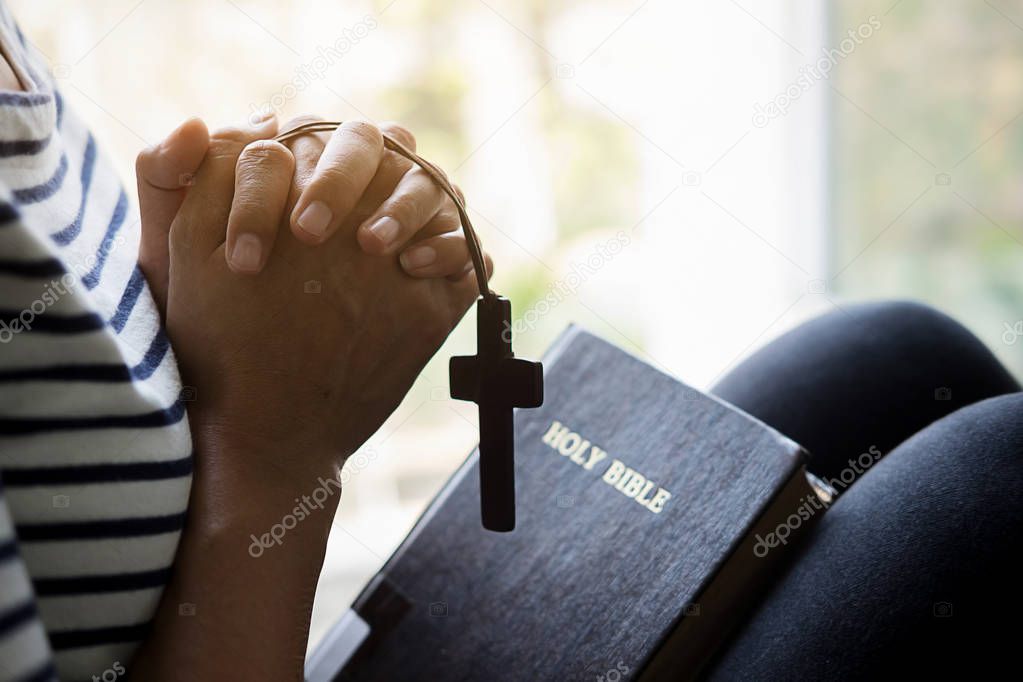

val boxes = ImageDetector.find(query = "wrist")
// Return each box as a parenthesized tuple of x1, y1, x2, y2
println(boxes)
(136, 434, 338, 682)
(187, 425, 343, 543)
(189, 401, 344, 483)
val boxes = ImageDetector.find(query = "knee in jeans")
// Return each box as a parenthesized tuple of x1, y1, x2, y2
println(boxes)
(944, 393, 1023, 466)
(845, 300, 966, 341)
(895, 392, 1023, 507)
(840, 299, 1018, 396)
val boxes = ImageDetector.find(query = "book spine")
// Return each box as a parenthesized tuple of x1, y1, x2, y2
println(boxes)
(638, 465, 829, 681)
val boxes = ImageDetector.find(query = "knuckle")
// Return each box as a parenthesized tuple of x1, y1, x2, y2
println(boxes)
(381, 148, 414, 174)
(239, 139, 293, 168)
(432, 213, 462, 235)
(439, 204, 463, 224)
(410, 167, 445, 198)
(292, 164, 315, 195)
(443, 229, 468, 247)
(210, 125, 255, 146)
(206, 136, 247, 163)
(445, 253, 473, 275)
(315, 163, 362, 193)
(233, 175, 275, 201)
(342, 120, 383, 150)
(386, 193, 424, 223)
(232, 144, 292, 207)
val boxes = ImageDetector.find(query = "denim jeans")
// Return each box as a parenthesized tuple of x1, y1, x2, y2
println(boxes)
(707, 301, 1022, 679)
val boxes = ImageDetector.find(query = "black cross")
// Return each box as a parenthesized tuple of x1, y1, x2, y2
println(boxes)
(450, 296, 543, 532)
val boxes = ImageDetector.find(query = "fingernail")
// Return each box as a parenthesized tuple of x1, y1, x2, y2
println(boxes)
(401, 245, 437, 270)
(366, 217, 400, 247)
(229, 233, 263, 272)
(296, 201, 332, 238)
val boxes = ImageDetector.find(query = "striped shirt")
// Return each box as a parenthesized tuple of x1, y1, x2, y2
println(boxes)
(0, 5, 192, 681)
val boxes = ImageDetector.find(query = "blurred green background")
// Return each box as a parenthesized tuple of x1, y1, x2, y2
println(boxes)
(832, 0, 1023, 374)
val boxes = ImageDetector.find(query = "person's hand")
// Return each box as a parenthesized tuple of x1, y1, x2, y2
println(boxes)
(226, 115, 476, 279)
(165, 123, 491, 487)
(136, 115, 476, 316)
(136, 117, 492, 682)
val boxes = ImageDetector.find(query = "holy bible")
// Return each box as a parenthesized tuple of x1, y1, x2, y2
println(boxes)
(306, 326, 832, 682)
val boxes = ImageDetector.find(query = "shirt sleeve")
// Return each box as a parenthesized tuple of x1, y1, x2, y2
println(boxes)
(0, 474, 57, 682)
(0, 187, 58, 682)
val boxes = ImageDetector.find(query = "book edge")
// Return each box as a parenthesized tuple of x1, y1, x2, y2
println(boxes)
(567, 325, 810, 466)
(636, 464, 826, 681)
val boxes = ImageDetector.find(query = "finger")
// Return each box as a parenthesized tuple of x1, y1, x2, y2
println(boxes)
(225, 140, 295, 274)
(451, 251, 495, 303)
(283, 120, 413, 235)
(290, 120, 384, 244)
(371, 179, 462, 251)
(476, 251, 496, 281)
(285, 132, 411, 246)
(172, 113, 279, 257)
(379, 121, 416, 152)
(460, 251, 495, 283)
(356, 166, 447, 255)
(399, 230, 477, 279)
(279, 114, 328, 194)
(347, 148, 413, 227)
(136, 117, 210, 315)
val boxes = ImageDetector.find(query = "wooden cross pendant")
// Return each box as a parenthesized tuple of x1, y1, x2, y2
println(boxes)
(450, 296, 544, 532)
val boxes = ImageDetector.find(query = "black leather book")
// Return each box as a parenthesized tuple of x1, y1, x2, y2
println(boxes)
(306, 326, 832, 682)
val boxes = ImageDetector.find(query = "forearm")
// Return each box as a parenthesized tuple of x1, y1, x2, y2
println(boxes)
(131, 437, 341, 681)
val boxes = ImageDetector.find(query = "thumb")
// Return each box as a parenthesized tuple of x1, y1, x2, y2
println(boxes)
(136, 117, 210, 316)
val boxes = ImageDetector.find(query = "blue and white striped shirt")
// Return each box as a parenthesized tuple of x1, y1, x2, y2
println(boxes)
(0, 5, 192, 681)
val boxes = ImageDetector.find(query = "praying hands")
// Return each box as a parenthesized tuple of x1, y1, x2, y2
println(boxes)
(128, 113, 492, 680)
